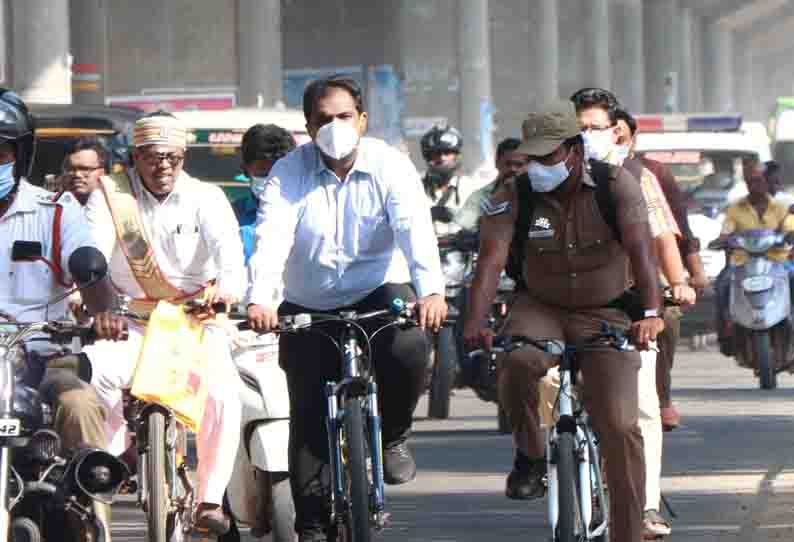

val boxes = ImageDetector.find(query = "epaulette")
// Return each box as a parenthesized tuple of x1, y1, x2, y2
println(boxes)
(40, 190, 75, 206)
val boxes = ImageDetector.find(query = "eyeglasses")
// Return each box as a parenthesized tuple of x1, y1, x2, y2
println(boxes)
(140, 152, 184, 167)
(64, 165, 102, 176)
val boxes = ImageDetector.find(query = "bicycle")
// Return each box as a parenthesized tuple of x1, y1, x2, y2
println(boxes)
(471, 323, 635, 542)
(240, 298, 430, 542)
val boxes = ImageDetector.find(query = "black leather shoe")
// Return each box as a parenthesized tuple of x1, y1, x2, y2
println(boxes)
(383, 441, 416, 485)
(505, 459, 546, 500)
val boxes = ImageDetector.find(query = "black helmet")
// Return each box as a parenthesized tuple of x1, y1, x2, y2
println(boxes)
(420, 125, 463, 163)
(0, 89, 35, 181)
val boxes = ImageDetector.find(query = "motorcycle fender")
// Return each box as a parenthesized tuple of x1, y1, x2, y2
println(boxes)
(248, 419, 290, 473)
(730, 275, 790, 330)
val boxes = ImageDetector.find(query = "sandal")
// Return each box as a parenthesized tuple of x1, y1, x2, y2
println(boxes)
(642, 509, 671, 539)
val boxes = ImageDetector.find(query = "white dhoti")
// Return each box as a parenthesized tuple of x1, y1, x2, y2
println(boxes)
(637, 348, 663, 512)
(83, 321, 242, 505)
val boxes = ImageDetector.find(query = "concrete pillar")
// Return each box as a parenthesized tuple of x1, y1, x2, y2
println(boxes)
(0, 1, 7, 84)
(11, 0, 71, 103)
(237, 0, 282, 107)
(458, 0, 492, 171)
(678, 7, 694, 112)
(644, 0, 680, 113)
(735, 41, 754, 120)
(704, 22, 735, 112)
(535, 0, 559, 103)
(585, 0, 611, 90)
(70, 0, 108, 105)
(620, 0, 645, 112)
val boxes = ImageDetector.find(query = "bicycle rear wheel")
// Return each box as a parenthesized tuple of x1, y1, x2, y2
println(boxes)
(554, 432, 577, 542)
(342, 398, 371, 542)
(145, 411, 169, 542)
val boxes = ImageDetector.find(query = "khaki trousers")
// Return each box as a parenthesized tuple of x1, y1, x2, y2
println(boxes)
(656, 307, 680, 407)
(498, 293, 644, 542)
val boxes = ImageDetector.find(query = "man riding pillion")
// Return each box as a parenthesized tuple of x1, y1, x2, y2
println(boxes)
(83, 112, 245, 535)
(714, 157, 794, 355)
(246, 75, 447, 542)
(0, 88, 116, 538)
(464, 100, 664, 542)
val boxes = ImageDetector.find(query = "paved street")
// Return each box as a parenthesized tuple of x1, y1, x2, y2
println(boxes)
(112, 344, 794, 541)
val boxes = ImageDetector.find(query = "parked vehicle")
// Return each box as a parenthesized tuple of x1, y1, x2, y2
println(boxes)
(709, 229, 794, 389)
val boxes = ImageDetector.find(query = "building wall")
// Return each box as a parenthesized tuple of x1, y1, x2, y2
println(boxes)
(107, 0, 237, 95)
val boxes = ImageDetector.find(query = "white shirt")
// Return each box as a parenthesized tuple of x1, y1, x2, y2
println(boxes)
(248, 137, 445, 310)
(85, 169, 245, 301)
(0, 180, 94, 322)
(424, 174, 483, 237)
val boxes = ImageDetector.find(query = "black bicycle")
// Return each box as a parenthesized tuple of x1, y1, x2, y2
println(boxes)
(241, 298, 431, 542)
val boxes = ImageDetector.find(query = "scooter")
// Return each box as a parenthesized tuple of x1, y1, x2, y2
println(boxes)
(710, 229, 794, 389)
(223, 328, 295, 542)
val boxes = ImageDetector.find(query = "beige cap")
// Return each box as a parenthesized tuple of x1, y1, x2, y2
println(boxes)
(517, 100, 581, 157)
(133, 115, 187, 148)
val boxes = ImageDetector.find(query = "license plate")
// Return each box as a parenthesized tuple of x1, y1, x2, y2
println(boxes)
(0, 419, 20, 437)
(742, 276, 774, 293)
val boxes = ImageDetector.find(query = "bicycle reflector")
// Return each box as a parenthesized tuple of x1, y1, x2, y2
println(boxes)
(635, 114, 742, 133)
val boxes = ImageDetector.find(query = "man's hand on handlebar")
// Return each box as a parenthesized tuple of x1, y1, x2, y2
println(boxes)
(93, 310, 128, 341)
(631, 317, 665, 350)
(416, 293, 447, 332)
(670, 283, 696, 306)
(463, 320, 495, 352)
(247, 303, 279, 333)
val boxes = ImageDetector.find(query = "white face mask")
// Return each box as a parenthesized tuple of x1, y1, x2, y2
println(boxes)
(250, 176, 267, 199)
(527, 159, 570, 193)
(582, 128, 615, 162)
(613, 144, 631, 165)
(315, 119, 360, 161)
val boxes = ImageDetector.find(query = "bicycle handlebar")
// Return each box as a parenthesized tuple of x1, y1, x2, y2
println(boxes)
(468, 323, 634, 358)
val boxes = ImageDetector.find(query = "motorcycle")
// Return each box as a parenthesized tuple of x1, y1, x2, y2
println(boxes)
(222, 326, 294, 542)
(0, 245, 128, 542)
(429, 230, 479, 420)
(709, 229, 794, 389)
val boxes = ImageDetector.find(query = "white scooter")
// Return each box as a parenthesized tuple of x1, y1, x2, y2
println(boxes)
(223, 329, 295, 541)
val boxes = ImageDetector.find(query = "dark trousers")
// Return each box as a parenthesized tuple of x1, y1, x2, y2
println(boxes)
(278, 283, 430, 535)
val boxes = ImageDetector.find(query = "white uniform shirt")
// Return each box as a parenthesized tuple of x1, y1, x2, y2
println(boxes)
(248, 137, 445, 310)
(84, 169, 245, 301)
(0, 180, 94, 322)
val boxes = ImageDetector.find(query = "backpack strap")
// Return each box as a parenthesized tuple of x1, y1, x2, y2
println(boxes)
(588, 160, 621, 243)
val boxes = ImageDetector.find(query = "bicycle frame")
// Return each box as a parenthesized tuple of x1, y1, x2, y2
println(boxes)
(546, 349, 608, 541)
(325, 317, 387, 531)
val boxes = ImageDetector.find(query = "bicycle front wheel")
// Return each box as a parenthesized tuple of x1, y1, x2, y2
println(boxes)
(554, 432, 577, 542)
(342, 398, 372, 542)
(145, 411, 169, 542)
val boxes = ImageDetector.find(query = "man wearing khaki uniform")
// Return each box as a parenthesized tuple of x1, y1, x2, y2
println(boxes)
(464, 101, 664, 542)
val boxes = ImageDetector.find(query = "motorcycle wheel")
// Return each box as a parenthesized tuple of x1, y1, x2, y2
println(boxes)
(145, 411, 170, 542)
(754, 331, 777, 390)
(428, 327, 456, 420)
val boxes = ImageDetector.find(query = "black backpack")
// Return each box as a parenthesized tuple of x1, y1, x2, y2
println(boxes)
(505, 160, 631, 289)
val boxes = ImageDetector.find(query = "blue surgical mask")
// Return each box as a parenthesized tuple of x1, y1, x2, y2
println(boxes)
(527, 160, 570, 192)
(0, 162, 15, 199)
(250, 175, 267, 199)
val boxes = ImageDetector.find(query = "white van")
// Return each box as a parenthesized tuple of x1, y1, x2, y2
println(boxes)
(173, 107, 309, 202)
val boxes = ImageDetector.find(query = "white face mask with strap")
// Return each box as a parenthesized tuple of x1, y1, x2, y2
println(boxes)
(315, 119, 360, 161)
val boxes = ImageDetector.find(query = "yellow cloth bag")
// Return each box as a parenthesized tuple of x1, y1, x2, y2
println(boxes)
(130, 301, 209, 432)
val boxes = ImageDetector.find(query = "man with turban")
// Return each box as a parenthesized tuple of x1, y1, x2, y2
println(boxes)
(82, 111, 245, 534)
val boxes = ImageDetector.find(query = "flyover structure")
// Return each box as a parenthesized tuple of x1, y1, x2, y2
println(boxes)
(1, 0, 791, 169)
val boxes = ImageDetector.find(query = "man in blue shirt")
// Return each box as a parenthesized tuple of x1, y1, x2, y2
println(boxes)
(247, 75, 447, 541)
(233, 124, 296, 264)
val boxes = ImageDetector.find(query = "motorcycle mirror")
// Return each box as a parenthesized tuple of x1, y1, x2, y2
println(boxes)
(11, 241, 43, 261)
(68, 247, 108, 286)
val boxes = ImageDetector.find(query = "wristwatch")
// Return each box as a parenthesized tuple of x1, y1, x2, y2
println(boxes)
(643, 308, 660, 319)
